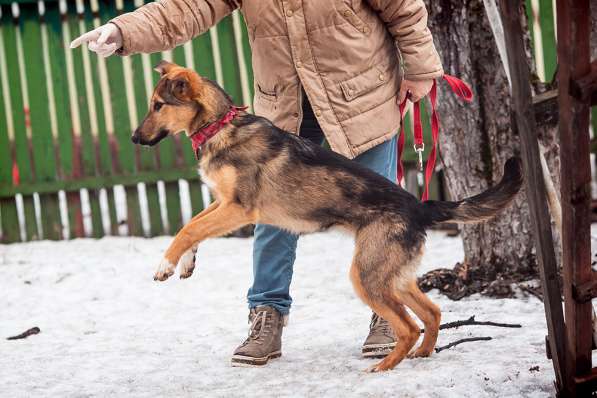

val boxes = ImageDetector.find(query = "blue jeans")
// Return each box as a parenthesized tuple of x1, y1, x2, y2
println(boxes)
(247, 135, 398, 315)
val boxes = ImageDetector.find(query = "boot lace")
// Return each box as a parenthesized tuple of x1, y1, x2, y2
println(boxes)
(370, 313, 393, 336)
(245, 310, 272, 346)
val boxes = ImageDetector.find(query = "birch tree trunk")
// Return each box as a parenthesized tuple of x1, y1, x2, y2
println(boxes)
(420, 0, 544, 297)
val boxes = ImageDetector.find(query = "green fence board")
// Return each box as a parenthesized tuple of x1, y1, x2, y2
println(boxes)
(22, 195, 37, 239)
(0, 21, 13, 187)
(4, 9, 39, 240)
(145, 183, 163, 236)
(188, 177, 204, 215)
(164, 181, 182, 234)
(21, 5, 62, 239)
(0, 198, 20, 242)
(217, 16, 242, 104)
(3, 15, 31, 183)
(0, 18, 19, 242)
(45, 5, 73, 176)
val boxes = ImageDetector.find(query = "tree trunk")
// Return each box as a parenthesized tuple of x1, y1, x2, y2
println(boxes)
(420, 0, 546, 298)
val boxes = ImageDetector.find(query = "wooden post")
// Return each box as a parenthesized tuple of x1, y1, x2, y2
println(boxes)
(498, 1, 568, 393)
(556, 0, 594, 396)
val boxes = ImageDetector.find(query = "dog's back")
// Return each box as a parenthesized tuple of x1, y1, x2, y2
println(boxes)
(218, 114, 523, 240)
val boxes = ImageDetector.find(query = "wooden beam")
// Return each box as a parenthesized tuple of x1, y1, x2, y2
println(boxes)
(556, 0, 594, 396)
(570, 60, 597, 102)
(573, 273, 597, 303)
(498, 1, 567, 393)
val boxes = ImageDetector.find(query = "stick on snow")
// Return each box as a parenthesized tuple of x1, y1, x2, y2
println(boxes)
(6, 327, 40, 340)
(435, 337, 493, 353)
(421, 316, 521, 333)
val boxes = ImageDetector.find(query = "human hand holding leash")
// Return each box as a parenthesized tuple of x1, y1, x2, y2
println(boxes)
(397, 79, 434, 104)
(70, 23, 123, 57)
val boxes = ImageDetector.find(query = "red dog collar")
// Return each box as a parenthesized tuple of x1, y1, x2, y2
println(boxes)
(190, 105, 248, 154)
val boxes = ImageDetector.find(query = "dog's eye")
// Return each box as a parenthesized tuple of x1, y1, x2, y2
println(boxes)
(154, 101, 164, 112)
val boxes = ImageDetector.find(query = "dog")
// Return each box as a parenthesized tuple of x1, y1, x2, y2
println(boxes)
(131, 60, 523, 372)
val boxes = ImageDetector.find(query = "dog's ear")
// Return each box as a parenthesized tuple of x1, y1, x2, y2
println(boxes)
(154, 60, 176, 76)
(170, 77, 190, 100)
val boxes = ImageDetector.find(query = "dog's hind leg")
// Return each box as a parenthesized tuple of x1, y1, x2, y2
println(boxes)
(349, 226, 420, 372)
(400, 281, 441, 358)
(351, 266, 420, 372)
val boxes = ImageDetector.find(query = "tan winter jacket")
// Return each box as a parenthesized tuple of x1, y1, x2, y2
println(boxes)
(111, 0, 443, 158)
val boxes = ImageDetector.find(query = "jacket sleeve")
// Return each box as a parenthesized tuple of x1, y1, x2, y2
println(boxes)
(365, 0, 443, 80)
(110, 0, 239, 55)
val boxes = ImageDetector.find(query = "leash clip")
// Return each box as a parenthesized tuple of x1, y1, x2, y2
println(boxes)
(414, 143, 424, 171)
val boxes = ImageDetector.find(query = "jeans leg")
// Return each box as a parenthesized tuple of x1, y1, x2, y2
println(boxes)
(247, 224, 298, 315)
(354, 136, 398, 181)
(247, 93, 323, 316)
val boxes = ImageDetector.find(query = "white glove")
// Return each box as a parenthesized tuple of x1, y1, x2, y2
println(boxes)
(70, 23, 123, 57)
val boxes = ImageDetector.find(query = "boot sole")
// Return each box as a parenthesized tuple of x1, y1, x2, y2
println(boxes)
(230, 350, 282, 367)
(362, 342, 397, 358)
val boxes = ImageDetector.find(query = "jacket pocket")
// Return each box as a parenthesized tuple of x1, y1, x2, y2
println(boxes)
(337, 3, 371, 35)
(256, 84, 277, 103)
(339, 63, 389, 102)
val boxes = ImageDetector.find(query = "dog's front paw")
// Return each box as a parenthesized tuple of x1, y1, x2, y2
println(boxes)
(153, 258, 176, 281)
(178, 249, 196, 279)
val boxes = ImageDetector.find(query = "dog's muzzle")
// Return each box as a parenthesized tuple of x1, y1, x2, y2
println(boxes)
(131, 128, 170, 146)
(131, 129, 142, 144)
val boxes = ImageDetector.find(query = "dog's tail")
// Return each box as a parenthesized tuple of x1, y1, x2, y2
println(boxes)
(421, 157, 523, 226)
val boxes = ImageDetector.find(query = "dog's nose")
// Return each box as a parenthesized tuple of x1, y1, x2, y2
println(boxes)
(131, 131, 140, 144)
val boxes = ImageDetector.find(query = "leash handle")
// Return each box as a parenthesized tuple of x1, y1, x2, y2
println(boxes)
(396, 74, 473, 201)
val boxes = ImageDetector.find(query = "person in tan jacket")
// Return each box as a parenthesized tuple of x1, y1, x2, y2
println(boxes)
(72, 0, 444, 366)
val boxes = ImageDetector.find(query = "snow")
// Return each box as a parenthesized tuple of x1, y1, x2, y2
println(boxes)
(1, 231, 555, 397)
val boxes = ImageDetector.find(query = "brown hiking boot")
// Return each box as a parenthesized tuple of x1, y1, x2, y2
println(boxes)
(231, 305, 284, 367)
(362, 312, 397, 358)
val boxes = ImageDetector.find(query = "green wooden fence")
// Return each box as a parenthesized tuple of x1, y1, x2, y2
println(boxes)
(0, 0, 255, 242)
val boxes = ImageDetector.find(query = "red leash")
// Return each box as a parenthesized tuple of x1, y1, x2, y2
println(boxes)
(396, 74, 473, 201)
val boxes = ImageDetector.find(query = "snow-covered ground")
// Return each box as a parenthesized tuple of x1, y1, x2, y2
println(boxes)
(1, 231, 554, 397)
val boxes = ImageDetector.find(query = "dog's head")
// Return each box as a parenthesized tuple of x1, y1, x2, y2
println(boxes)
(131, 60, 232, 146)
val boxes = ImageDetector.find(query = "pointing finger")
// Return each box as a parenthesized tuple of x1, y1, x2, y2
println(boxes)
(70, 29, 99, 48)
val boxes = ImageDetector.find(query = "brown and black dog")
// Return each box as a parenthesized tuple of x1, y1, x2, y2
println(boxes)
(132, 60, 523, 372)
